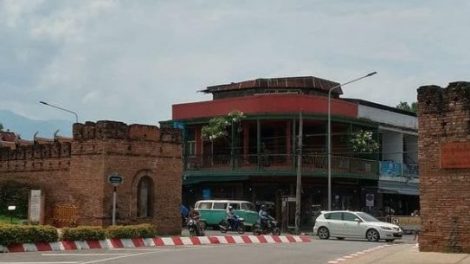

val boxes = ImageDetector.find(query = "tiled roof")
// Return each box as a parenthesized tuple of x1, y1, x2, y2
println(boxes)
(202, 76, 342, 94)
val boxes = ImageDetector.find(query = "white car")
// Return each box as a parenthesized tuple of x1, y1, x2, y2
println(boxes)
(313, 211, 402, 242)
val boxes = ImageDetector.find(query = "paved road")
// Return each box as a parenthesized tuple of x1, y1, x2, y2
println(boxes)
(0, 235, 416, 264)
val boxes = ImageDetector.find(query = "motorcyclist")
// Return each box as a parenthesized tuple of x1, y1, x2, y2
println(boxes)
(226, 205, 238, 229)
(188, 207, 200, 220)
(258, 204, 271, 230)
(187, 207, 202, 235)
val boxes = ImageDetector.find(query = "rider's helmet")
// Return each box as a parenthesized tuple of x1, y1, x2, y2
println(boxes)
(260, 204, 267, 210)
(228, 205, 233, 211)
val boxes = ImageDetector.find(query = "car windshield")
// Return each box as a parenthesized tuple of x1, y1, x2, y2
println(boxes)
(356, 212, 380, 222)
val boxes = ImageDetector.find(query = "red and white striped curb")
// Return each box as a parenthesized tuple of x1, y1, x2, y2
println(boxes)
(327, 244, 396, 264)
(0, 235, 311, 253)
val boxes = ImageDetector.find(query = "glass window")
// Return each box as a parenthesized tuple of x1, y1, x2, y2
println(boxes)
(356, 212, 380, 222)
(229, 203, 240, 210)
(324, 212, 342, 220)
(342, 212, 357, 221)
(197, 202, 212, 209)
(241, 203, 256, 211)
(213, 202, 227, 209)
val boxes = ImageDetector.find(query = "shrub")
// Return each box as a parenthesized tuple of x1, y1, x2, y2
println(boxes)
(107, 224, 157, 239)
(61, 226, 106, 241)
(0, 224, 58, 246)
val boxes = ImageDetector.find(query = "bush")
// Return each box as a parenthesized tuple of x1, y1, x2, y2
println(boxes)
(0, 224, 58, 246)
(62, 226, 106, 241)
(107, 224, 157, 239)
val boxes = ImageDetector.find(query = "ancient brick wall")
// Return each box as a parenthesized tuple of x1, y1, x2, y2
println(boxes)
(418, 81, 470, 252)
(0, 120, 182, 235)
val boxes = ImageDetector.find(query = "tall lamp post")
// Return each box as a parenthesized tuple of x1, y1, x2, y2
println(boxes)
(327, 72, 377, 211)
(39, 101, 79, 123)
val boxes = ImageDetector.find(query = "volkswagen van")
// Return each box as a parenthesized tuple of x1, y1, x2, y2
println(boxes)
(194, 200, 259, 228)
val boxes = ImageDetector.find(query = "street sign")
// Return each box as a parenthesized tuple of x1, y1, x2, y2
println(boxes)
(108, 173, 123, 186)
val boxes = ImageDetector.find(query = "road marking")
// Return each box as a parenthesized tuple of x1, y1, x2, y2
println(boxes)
(0, 262, 78, 264)
(42, 253, 129, 256)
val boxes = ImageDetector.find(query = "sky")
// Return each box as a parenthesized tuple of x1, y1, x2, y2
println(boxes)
(1, 0, 469, 126)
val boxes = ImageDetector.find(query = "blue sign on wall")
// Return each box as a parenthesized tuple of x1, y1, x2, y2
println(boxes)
(380, 161, 402, 177)
(202, 188, 212, 199)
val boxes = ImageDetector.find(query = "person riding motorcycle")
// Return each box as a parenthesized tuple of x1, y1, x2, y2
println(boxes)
(226, 206, 238, 229)
(187, 207, 203, 235)
(258, 204, 271, 230)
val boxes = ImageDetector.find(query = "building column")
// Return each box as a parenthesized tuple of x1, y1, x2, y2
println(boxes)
(243, 123, 250, 164)
(286, 121, 292, 165)
(195, 127, 202, 156)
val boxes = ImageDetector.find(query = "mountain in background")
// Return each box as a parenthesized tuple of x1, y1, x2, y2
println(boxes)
(0, 110, 72, 139)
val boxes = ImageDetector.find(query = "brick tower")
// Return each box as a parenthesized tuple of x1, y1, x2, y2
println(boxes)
(418, 82, 470, 252)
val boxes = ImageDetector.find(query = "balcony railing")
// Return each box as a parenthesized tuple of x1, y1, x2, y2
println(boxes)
(184, 153, 379, 177)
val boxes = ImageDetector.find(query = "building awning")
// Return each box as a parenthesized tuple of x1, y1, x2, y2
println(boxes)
(378, 180, 419, 196)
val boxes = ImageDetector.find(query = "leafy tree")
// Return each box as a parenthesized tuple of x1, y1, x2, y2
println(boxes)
(0, 123, 3, 131)
(396, 101, 417, 113)
(350, 129, 379, 153)
(201, 111, 245, 141)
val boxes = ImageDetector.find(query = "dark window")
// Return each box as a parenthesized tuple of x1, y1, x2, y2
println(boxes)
(229, 203, 240, 210)
(241, 203, 256, 211)
(137, 176, 153, 217)
(197, 202, 212, 209)
(342, 212, 357, 221)
(213, 202, 227, 209)
(324, 212, 342, 220)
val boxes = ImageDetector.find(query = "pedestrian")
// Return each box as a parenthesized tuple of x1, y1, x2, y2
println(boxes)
(180, 204, 189, 226)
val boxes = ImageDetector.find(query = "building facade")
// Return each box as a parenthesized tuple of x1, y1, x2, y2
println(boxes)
(164, 76, 419, 229)
(0, 121, 182, 235)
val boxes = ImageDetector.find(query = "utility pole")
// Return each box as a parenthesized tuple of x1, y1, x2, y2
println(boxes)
(295, 112, 303, 234)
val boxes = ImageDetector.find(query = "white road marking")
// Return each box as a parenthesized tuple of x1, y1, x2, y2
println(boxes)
(42, 253, 129, 256)
(0, 262, 78, 264)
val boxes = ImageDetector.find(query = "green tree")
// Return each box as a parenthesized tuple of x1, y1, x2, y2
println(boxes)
(0, 123, 3, 131)
(350, 129, 379, 154)
(396, 101, 417, 113)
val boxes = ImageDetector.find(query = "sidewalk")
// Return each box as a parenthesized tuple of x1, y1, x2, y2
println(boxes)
(342, 244, 470, 264)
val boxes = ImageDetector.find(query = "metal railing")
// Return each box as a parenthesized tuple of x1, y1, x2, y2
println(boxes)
(185, 153, 379, 177)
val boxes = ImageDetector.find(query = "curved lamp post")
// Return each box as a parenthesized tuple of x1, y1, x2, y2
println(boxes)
(39, 101, 79, 123)
(327, 72, 377, 211)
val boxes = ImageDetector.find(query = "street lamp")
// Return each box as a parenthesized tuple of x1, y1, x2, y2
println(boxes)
(327, 71, 377, 211)
(39, 101, 79, 123)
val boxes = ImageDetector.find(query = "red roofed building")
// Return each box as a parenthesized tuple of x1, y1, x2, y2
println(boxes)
(163, 76, 419, 230)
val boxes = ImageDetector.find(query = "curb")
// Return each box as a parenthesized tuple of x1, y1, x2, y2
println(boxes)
(1, 235, 312, 253)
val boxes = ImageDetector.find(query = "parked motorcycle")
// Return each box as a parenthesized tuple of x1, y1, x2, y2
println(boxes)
(252, 217, 281, 235)
(187, 217, 205, 236)
(219, 216, 245, 234)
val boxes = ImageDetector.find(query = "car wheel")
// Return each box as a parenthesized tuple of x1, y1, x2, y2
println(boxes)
(336, 237, 345, 240)
(317, 227, 330, 239)
(366, 229, 380, 242)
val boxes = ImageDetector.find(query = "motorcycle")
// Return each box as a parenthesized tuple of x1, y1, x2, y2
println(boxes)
(219, 216, 245, 234)
(252, 217, 281, 235)
(187, 217, 205, 236)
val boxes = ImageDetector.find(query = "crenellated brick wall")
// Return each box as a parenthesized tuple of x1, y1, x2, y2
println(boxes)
(417, 81, 470, 252)
(0, 120, 182, 235)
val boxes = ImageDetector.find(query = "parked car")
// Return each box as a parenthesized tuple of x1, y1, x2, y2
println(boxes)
(313, 211, 403, 242)
(194, 200, 259, 228)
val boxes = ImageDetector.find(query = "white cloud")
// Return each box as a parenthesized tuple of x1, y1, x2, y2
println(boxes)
(1, 0, 470, 125)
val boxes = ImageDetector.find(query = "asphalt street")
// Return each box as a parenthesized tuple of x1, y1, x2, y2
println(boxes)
(0, 235, 417, 264)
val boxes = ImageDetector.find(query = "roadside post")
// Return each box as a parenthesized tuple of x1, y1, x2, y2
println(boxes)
(8, 205, 16, 224)
(108, 173, 124, 225)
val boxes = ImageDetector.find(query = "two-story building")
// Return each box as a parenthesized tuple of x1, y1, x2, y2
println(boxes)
(162, 76, 418, 228)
